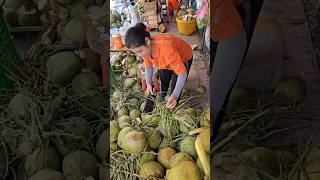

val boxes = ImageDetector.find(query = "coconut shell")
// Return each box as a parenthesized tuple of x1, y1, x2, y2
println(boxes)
(46, 52, 81, 83)
(139, 151, 156, 165)
(29, 169, 65, 180)
(159, 137, 177, 149)
(180, 136, 197, 159)
(64, 18, 86, 44)
(117, 115, 131, 129)
(124, 78, 136, 88)
(72, 72, 102, 97)
(117, 127, 133, 148)
(167, 161, 202, 180)
(9, 93, 31, 118)
(227, 88, 251, 111)
(148, 130, 162, 150)
(96, 130, 108, 162)
(62, 151, 99, 180)
(25, 146, 62, 177)
(122, 130, 147, 154)
(242, 147, 280, 175)
(157, 147, 176, 169)
(139, 161, 164, 179)
(110, 121, 120, 143)
(170, 152, 193, 168)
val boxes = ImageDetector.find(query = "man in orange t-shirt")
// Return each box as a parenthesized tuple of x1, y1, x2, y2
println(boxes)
(210, 0, 264, 141)
(125, 23, 193, 111)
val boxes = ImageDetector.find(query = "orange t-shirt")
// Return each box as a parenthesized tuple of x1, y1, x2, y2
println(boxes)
(211, 0, 244, 41)
(144, 34, 193, 74)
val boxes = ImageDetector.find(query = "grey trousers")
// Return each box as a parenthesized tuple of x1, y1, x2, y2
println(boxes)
(210, 30, 247, 122)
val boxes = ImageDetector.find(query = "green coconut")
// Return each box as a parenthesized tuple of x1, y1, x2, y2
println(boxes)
(117, 115, 131, 129)
(305, 144, 320, 163)
(149, 132, 162, 150)
(118, 107, 129, 117)
(110, 13, 119, 25)
(157, 147, 176, 169)
(167, 161, 202, 180)
(46, 51, 81, 83)
(72, 72, 101, 96)
(57, 0, 75, 5)
(62, 151, 99, 180)
(129, 109, 140, 119)
(9, 93, 31, 118)
(53, 117, 91, 156)
(25, 146, 62, 177)
(125, 55, 136, 64)
(132, 83, 141, 92)
(64, 18, 86, 44)
(80, 48, 100, 70)
(227, 87, 252, 111)
(122, 130, 147, 154)
(124, 78, 136, 88)
(139, 161, 164, 179)
(242, 147, 280, 175)
(18, 11, 40, 26)
(110, 143, 117, 153)
(158, 119, 179, 138)
(300, 159, 320, 180)
(274, 76, 306, 104)
(110, 121, 120, 143)
(128, 68, 137, 77)
(70, 0, 91, 19)
(117, 127, 134, 148)
(140, 101, 146, 112)
(112, 90, 122, 100)
(159, 137, 177, 149)
(29, 169, 65, 180)
(99, 165, 109, 180)
(180, 136, 197, 159)
(95, 130, 108, 162)
(195, 85, 206, 95)
(170, 152, 193, 168)
(139, 151, 156, 165)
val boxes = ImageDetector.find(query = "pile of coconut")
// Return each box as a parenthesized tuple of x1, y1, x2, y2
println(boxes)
(110, 51, 210, 180)
(0, 40, 108, 179)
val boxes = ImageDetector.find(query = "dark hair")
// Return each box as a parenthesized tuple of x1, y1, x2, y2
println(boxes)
(125, 22, 151, 48)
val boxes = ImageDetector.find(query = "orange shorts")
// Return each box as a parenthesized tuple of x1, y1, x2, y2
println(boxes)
(167, 0, 179, 12)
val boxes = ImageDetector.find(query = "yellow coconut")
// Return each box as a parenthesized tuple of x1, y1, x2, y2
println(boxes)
(139, 161, 164, 179)
(157, 147, 176, 169)
(167, 161, 202, 180)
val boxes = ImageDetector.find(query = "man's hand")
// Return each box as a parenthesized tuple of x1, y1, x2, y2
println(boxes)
(146, 84, 154, 95)
(166, 95, 177, 109)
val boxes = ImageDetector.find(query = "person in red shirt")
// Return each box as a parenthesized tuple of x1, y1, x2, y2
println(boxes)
(167, 0, 180, 22)
(125, 23, 193, 110)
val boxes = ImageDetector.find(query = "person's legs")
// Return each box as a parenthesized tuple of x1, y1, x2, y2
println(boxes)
(159, 69, 173, 99)
(210, 30, 247, 139)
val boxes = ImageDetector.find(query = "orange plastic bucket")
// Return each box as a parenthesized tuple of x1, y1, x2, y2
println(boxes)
(112, 34, 124, 49)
